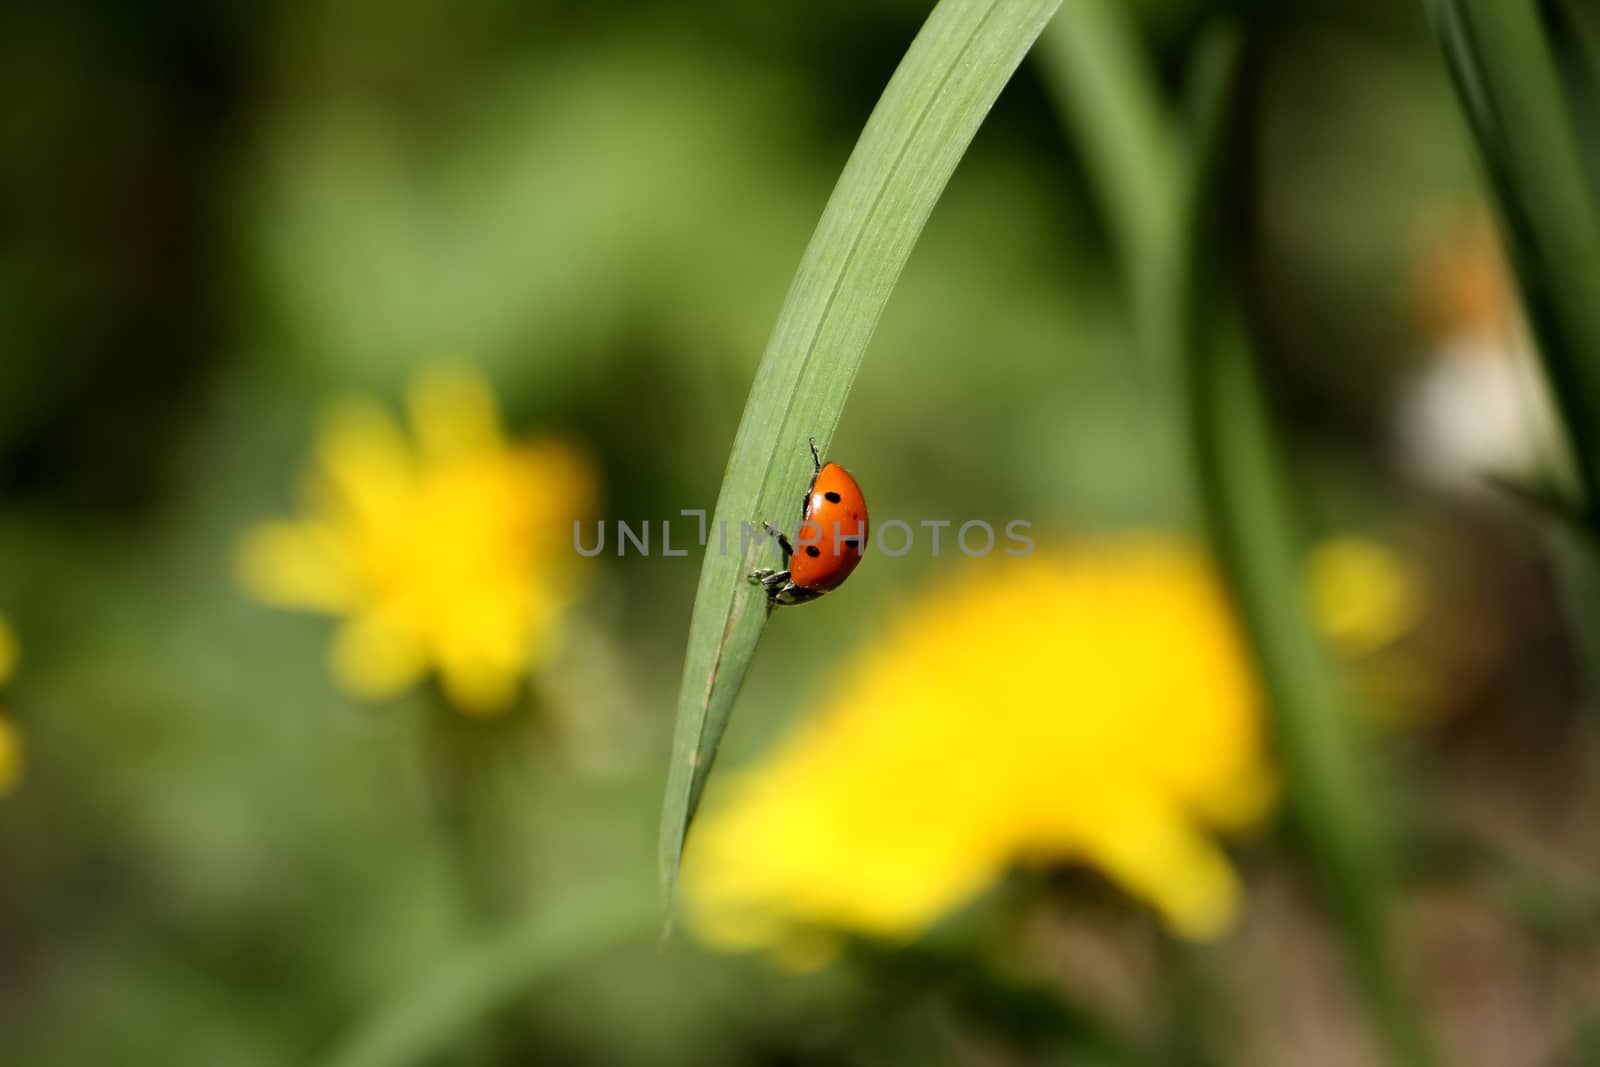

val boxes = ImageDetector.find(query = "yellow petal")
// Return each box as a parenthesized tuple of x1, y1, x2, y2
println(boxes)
(1191, 761, 1278, 832)
(1071, 795, 1242, 941)
(313, 400, 415, 528)
(1306, 535, 1424, 656)
(769, 929, 843, 974)
(0, 615, 17, 688)
(520, 440, 599, 536)
(409, 365, 502, 462)
(235, 521, 354, 611)
(438, 658, 522, 716)
(0, 714, 22, 795)
(684, 761, 1007, 945)
(331, 612, 426, 701)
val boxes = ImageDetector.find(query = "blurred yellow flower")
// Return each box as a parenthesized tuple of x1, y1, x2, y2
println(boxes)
(683, 541, 1273, 964)
(1306, 535, 1425, 657)
(1306, 534, 1443, 728)
(237, 367, 596, 714)
(0, 613, 21, 794)
(0, 717, 20, 796)
(0, 613, 16, 685)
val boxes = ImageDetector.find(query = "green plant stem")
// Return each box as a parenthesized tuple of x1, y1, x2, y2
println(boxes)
(1546, 1, 1600, 202)
(1191, 307, 1435, 1067)
(1184, 35, 1436, 1067)
(659, 0, 1063, 908)
(1424, 0, 1600, 722)
(1551, 525, 1600, 700)
(1035, 5, 1182, 376)
(1424, 0, 1600, 504)
(1039, 10, 1435, 1066)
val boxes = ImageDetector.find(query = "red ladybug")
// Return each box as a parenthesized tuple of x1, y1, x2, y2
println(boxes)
(751, 439, 868, 606)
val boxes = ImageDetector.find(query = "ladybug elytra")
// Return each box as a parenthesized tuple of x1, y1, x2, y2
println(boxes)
(751, 439, 868, 606)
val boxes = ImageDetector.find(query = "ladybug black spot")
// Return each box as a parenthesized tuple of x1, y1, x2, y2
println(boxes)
(805, 545, 822, 558)
(842, 537, 861, 549)
(824, 491, 842, 503)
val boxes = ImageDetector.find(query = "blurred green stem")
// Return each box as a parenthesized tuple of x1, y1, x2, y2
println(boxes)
(1038, 7, 1435, 1066)
(1424, 0, 1600, 505)
(328, 881, 656, 1067)
(1425, 0, 1600, 707)
(1184, 35, 1436, 1067)
(1190, 306, 1435, 1067)
(1035, 5, 1181, 377)
(1551, 527, 1600, 703)
(422, 709, 530, 1065)
(428, 708, 517, 924)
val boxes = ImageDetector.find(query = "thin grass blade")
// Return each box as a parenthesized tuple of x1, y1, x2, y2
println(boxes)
(1034, 0, 1181, 376)
(1182, 32, 1437, 1067)
(1424, 0, 1600, 507)
(1424, 0, 1600, 717)
(658, 0, 1063, 906)
(1042, 8, 1435, 1062)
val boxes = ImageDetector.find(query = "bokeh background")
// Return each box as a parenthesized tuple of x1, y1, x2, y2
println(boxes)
(2, 1, 1595, 1065)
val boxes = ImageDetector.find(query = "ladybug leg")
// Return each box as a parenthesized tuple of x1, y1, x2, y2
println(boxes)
(761, 521, 794, 560)
(749, 567, 792, 600)
(774, 582, 825, 606)
(748, 568, 825, 606)
(808, 437, 822, 474)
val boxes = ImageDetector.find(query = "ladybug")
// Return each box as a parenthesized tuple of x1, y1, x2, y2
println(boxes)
(751, 439, 868, 606)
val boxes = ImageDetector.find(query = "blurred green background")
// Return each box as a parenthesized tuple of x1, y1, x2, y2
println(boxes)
(1, 1, 1595, 1065)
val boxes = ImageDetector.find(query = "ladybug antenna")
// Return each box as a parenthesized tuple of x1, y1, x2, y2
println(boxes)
(808, 437, 822, 473)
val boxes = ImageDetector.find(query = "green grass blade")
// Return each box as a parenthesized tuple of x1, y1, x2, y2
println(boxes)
(1424, 0, 1600, 508)
(1546, 1, 1600, 204)
(1182, 32, 1436, 1067)
(1044, 9, 1435, 1063)
(658, 0, 1063, 905)
(1193, 320, 1437, 1067)
(326, 884, 656, 1067)
(1424, 0, 1600, 722)
(1034, 0, 1181, 375)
